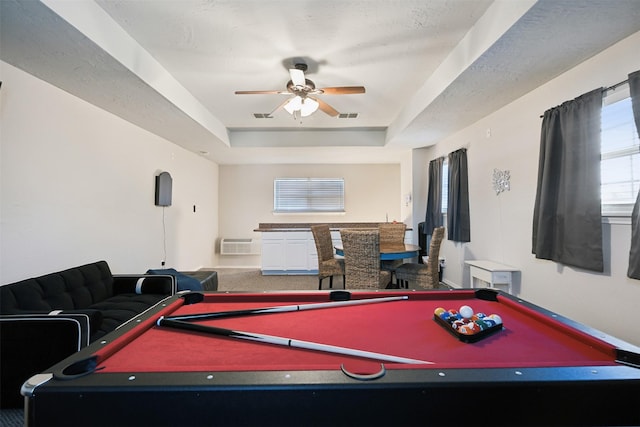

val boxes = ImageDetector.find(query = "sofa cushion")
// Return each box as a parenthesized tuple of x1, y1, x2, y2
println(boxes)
(0, 261, 114, 314)
(146, 268, 203, 292)
(88, 293, 168, 340)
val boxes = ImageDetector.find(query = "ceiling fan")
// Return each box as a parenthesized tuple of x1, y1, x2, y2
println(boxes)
(234, 63, 365, 119)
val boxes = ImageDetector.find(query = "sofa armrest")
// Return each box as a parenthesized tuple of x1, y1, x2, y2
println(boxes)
(0, 314, 91, 408)
(112, 275, 176, 296)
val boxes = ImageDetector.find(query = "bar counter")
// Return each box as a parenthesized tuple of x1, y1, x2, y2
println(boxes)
(254, 222, 411, 232)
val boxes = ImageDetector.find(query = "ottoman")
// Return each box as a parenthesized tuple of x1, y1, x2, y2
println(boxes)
(181, 270, 218, 291)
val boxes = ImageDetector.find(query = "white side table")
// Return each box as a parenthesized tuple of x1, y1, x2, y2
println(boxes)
(464, 260, 519, 294)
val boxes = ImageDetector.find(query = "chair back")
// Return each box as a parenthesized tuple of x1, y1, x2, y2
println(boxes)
(311, 224, 335, 263)
(425, 227, 445, 284)
(378, 223, 406, 246)
(340, 229, 390, 289)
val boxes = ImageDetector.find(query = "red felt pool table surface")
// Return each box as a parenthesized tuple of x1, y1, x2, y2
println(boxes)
(96, 290, 616, 373)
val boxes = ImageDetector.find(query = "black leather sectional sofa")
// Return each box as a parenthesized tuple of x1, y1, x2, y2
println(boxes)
(0, 260, 175, 407)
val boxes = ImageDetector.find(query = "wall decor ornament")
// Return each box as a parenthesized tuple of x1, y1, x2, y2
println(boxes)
(493, 169, 510, 195)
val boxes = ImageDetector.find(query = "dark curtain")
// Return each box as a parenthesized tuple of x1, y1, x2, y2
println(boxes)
(424, 157, 444, 235)
(532, 88, 604, 272)
(447, 149, 470, 242)
(628, 70, 640, 279)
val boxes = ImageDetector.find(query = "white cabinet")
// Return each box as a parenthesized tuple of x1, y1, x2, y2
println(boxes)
(284, 232, 310, 271)
(261, 232, 286, 272)
(464, 260, 519, 294)
(261, 231, 317, 275)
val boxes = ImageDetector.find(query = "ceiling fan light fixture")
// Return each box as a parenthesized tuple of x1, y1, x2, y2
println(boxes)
(283, 96, 319, 117)
(283, 96, 302, 114)
(300, 97, 319, 117)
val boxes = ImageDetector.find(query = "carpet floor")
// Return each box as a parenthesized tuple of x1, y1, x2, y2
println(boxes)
(212, 268, 342, 291)
(211, 267, 449, 291)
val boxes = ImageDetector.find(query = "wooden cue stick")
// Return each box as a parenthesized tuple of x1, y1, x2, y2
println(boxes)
(157, 317, 433, 365)
(165, 295, 408, 322)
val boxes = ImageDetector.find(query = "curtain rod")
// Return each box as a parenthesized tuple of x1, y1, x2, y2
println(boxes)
(539, 77, 629, 118)
(606, 78, 629, 92)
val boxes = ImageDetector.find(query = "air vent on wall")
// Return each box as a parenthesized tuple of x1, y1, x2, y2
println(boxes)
(253, 113, 274, 119)
(220, 238, 260, 255)
(338, 113, 358, 119)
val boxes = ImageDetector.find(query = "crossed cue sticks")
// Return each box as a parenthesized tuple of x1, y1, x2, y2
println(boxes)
(157, 295, 433, 365)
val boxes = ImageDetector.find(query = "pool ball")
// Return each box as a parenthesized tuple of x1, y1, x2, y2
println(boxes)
(459, 305, 474, 319)
(458, 325, 472, 334)
(483, 319, 496, 327)
(452, 320, 466, 330)
(434, 307, 446, 317)
(474, 320, 487, 330)
(488, 314, 503, 325)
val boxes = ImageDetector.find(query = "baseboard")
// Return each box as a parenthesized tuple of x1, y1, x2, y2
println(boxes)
(262, 270, 318, 276)
(213, 264, 262, 269)
(442, 278, 461, 289)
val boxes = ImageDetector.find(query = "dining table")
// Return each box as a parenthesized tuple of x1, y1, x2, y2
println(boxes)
(334, 242, 421, 260)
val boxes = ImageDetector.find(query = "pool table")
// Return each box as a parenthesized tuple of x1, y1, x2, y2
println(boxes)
(22, 289, 640, 426)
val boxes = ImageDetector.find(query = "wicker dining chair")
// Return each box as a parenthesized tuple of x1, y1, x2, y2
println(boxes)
(340, 229, 391, 289)
(378, 222, 407, 277)
(311, 224, 345, 290)
(395, 227, 445, 289)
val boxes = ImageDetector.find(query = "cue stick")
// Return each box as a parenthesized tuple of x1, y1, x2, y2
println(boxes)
(165, 295, 409, 322)
(157, 317, 433, 365)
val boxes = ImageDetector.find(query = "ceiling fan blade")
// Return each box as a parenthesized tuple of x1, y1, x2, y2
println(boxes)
(319, 86, 366, 95)
(235, 90, 289, 95)
(313, 97, 339, 117)
(289, 68, 306, 86)
(268, 97, 294, 116)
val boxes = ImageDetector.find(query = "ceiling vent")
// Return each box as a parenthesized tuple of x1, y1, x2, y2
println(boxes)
(253, 113, 273, 119)
(338, 113, 358, 119)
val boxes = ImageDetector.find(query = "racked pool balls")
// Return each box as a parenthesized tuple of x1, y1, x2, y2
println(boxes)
(435, 306, 503, 340)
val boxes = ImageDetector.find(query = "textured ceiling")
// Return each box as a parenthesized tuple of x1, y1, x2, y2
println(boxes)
(2, 0, 640, 164)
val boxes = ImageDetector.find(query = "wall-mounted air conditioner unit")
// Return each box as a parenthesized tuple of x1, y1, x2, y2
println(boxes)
(220, 238, 259, 255)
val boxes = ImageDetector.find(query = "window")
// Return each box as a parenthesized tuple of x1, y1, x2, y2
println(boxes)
(601, 91, 639, 216)
(441, 159, 449, 214)
(274, 178, 345, 213)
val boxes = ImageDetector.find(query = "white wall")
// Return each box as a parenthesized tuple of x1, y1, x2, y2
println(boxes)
(412, 31, 640, 346)
(217, 163, 402, 267)
(0, 61, 219, 283)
